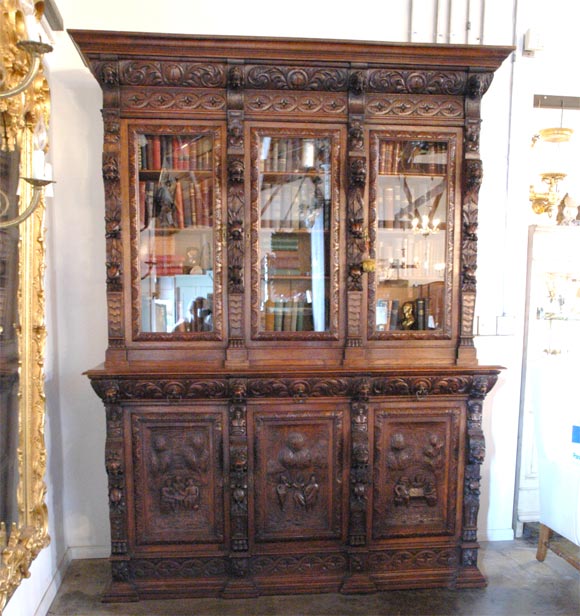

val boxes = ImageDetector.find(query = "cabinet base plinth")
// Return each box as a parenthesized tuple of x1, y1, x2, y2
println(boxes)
(221, 577, 259, 598)
(340, 574, 378, 594)
(455, 566, 487, 588)
(102, 581, 139, 603)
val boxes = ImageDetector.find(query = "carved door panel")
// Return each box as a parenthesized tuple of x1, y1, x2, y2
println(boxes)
(129, 406, 225, 547)
(251, 403, 346, 543)
(372, 401, 463, 539)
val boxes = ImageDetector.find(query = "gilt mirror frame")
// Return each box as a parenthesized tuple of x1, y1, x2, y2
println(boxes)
(0, 1, 50, 610)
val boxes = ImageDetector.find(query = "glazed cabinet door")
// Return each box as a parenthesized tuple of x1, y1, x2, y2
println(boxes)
(127, 405, 226, 549)
(250, 402, 347, 545)
(127, 122, 225, 342)
(250, 127, 343, 342)
(367, 129, 460, 339)
(372, 400, 463, 539)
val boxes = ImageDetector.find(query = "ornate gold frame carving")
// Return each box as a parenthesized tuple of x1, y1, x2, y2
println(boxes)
(0, 1, 50, 610)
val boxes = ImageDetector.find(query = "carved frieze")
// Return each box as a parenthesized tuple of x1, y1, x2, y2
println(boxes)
(245, 91, 347, 117)
(132, 557, 227, 579)
(367, 69, 467, 95)
(366, 94, 463, 119)
(121, 88, 227, 113)
(245, 65, 348, 91)
(119, 60, 227, 87)
(368, 547, 458, 571)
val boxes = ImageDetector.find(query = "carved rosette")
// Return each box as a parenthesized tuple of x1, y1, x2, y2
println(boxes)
(349, 400, 369, 546)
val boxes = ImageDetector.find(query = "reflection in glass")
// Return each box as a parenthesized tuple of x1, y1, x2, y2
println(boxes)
(258, 136, 331, 333)
(137, 132, 215, 333)
(374, 139, 448, 332)
(0, 148, 21, 535)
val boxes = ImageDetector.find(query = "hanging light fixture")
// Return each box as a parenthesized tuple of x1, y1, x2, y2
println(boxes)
(529, 127, 573, 217)
(529, 95, 578, 219)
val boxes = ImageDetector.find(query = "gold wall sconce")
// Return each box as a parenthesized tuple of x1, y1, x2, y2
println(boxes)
(0, 1, 54, 229)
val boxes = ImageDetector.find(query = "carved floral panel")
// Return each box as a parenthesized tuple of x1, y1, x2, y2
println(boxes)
(252, 406, 345, 542)
(131, 408, 225, 545)
(372, 403, 461, 539)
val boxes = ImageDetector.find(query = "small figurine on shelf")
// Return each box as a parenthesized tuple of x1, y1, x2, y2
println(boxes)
(154, 177, 177, 227)
(401, 301, 415, 330)
(184, 246, 203, 274)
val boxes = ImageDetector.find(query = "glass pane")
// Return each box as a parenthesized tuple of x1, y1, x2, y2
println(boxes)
(258, 136, 331, 333)
(374, 139, 448, 332)
(138, 132, 215, 333)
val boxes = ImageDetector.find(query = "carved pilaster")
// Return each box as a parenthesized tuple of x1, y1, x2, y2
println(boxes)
(458, 375, 495, 586)
(228, 398, 249, 552)
(348, 399, 370, 546)
(103, 402, 136, 600)
(459, 158, 483, 360)
(458, 74, 492, 364)
(344, 69, 367, 358)
(225, 65, 248, 364)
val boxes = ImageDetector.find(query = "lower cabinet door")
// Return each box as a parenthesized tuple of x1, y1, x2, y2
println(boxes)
(372, 400, 464, 539)
(128, 405, 226, 547)
(250, 402, 348, 544)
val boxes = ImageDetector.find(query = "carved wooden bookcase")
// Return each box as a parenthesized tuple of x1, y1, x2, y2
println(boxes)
(70, 30, 511, 601)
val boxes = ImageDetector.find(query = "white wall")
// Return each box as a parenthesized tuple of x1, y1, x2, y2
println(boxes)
(9, 0, 570, 612)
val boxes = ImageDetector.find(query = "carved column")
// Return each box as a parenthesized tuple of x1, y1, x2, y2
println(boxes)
(225, 63, 249, 366)
(341, 378, 376, 594)
(457, 374, 495, 587)
(93, 58, 125, 364)
(96, 382, 138, 601)
(458, 73, 494, 365)
(223, 378, 257, 597)
(344, 69, 368, 365)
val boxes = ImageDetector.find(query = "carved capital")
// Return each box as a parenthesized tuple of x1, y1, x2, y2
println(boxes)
(349, 70, 367, 95)
(228, 65, 245, 90)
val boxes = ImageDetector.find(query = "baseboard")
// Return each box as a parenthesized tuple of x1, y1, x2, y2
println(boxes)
(33, 549, 73, 616)
(480, 528, 515, 542)
(68, 545, 110, 560)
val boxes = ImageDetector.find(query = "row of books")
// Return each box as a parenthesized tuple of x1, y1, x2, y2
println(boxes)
(148, 254, 184, 277)
(261, 138, 330, 173)
(264, 298, 314, 332)
(138, 134, 213, 171)
(376, 298, 433, 331)
(378, 141, 447, 175)
(139, 178, 213, 229)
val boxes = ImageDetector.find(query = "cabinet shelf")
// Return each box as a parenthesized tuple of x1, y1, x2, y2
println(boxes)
(139, 169, 213, 180)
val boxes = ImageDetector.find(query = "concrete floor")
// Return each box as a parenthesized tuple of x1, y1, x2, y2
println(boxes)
(47, 539, 579, 616)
